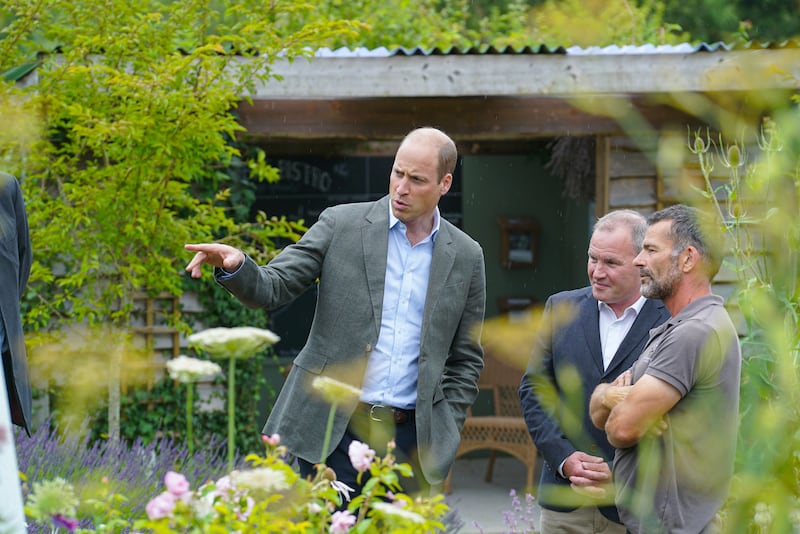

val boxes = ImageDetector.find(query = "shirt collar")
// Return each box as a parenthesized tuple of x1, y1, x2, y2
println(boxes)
(598, 295, 647, 317)
(388, 203, 441, 242)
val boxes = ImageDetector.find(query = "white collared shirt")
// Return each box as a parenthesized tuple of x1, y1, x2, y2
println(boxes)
(597, 295, 646, 370)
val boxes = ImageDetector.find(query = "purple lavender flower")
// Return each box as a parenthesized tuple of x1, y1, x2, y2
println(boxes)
(51, 514, 79, 532)
(17, 418, 240, 533)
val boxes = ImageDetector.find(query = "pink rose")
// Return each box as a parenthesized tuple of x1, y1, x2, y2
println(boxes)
(347, 440, 375, 473)
(215, 474, 233, 494)
(261, 433, 281, 446)
(329, 510, 356, 533)
(237, 496, 255, 521)
(164, 471, 190, 497)
(145, 491, 176, 519)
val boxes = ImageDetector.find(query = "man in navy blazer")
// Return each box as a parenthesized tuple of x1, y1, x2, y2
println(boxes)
(186, 128, 486, 497)
(519, 209, 669, 533)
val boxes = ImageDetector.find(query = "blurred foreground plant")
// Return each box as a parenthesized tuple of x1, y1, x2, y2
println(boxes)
(188, 326, 280, 472)
(687, 114, 800, 532)
(21, 431, 449, 533)
(17, 418, 236, 532)
(135, 434, 448, 533)
(165, 355, 223, 456)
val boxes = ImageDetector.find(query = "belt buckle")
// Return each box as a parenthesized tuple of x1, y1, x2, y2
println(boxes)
(369, 404, 385, 422)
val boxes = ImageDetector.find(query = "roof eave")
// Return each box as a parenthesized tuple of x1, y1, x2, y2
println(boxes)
(248, 48, 800, 100)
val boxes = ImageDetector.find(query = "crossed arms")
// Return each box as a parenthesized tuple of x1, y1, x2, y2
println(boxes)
(589, 370, 681, 449)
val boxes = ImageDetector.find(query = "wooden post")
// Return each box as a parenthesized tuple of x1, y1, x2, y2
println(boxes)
(595, 135, 611, 218)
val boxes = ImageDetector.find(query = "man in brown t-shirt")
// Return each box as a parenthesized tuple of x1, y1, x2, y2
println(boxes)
(589, 204, 741, 533)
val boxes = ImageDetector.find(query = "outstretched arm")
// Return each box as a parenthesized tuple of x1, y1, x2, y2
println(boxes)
(184, 243, 245, 278)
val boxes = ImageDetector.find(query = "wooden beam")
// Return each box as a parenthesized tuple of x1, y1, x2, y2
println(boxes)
(237, 95, 705, 143)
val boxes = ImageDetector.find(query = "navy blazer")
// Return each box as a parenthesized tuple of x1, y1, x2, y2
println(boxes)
(519, 286, 669, 522)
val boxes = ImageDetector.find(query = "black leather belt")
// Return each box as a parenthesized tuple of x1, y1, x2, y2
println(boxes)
(356, 402, 415, 425)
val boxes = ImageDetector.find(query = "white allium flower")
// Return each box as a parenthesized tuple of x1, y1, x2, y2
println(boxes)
(166, 355, 222, 384)
(231, 467, 289, 494)
(371, 501, 425, 523)
(191, 491, 216, 519)
(789, 507, 800, 526)
(311, 376, 362, 404)
(753, 502, 772, 527)
(188, 327, 280, 360)
(26, 478, 79, 520)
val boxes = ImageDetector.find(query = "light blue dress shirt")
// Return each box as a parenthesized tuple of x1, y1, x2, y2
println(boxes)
(360, 205, 439, 410)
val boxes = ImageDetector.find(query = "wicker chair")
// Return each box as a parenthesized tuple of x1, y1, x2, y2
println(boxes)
(444, 351, 538, 494)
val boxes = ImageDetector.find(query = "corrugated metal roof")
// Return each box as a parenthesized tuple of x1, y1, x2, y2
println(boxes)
(311, 40, 800, 58)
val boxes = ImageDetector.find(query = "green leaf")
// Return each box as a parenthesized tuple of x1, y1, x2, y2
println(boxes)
(2, 61, 39, 82)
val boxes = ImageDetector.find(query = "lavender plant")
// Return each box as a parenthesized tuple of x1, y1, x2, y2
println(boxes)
(502, 489, 539, 534)
(16, 418, 238, 532)
(19, 428, 450, 533)
(467, 488, 539, 534)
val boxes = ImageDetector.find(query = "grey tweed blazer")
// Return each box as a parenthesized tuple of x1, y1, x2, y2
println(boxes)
(218, 195, 486, 484)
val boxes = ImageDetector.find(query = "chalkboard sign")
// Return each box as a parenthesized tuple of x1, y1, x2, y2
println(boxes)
(251, 155, 463, 358)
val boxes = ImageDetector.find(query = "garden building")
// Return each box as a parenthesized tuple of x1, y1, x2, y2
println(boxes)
(228, 42, 798, 358)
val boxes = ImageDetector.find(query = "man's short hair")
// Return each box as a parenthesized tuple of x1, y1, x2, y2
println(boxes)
(401, 127, 458, 180)
(648, 204, 725, 279)
(593, 209, 648, 254)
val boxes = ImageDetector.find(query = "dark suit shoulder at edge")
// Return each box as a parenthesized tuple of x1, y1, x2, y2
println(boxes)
(547, 286, 594, 304)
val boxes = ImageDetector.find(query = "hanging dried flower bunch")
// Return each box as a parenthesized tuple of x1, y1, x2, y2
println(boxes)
(545, 136, 596, 202)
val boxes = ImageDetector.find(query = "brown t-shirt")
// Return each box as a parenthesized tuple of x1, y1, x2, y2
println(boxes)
(614, 294, 741, 534)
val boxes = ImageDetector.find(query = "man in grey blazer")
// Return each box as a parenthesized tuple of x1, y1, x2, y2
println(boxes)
(1, 173, 33, 437)
(186, 127, 486, 496)
(519, 210, 669, 533)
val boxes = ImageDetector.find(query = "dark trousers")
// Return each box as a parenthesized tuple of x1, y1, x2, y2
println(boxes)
(297, 408, 426, 502)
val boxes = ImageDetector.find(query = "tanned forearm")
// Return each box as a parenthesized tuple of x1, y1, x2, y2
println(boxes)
(589, 383, 614, 430)
(590, 382, 632, 428)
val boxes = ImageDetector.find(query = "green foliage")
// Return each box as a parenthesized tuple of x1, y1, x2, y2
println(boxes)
(85, 281, 286, 456)
(529, 0, 686, 47)
(261, 0, 682, 50)
(90, 353, 271, 457)
(0, 0, 344, 336)
(0, 0, 317, 441)
(23, 435, 450, 532)
(89, 378, 184, 444)
(684, 114, 800, 531)
(660, 0, 800, 44)
(132, 439, 451, 533)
